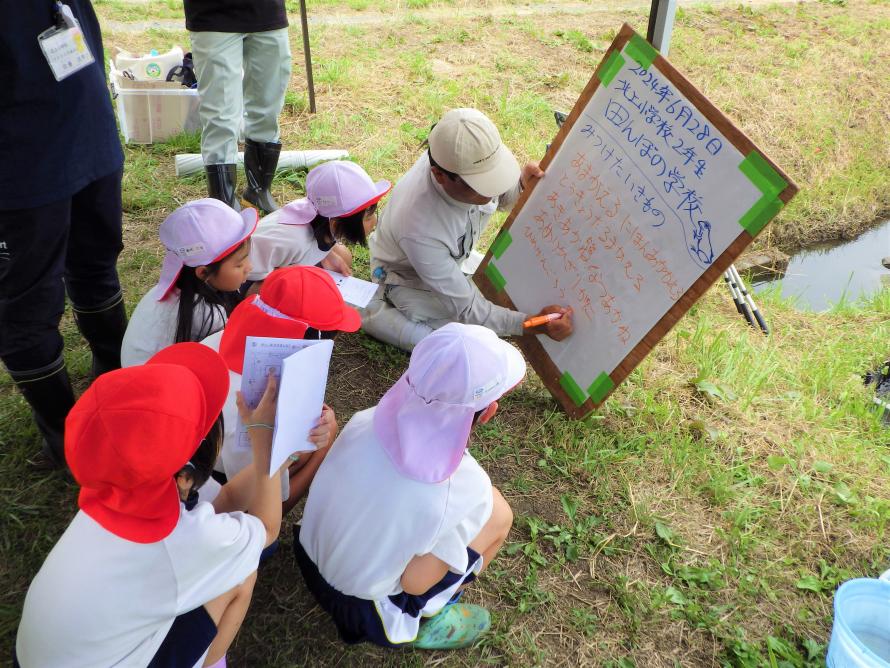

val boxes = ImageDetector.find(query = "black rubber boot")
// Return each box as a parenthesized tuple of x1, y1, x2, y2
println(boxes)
(9, 357, 76, 470)
(205, 163, 241, 211)
(242, 139, 281, 214)
(72, 293, 128, 378)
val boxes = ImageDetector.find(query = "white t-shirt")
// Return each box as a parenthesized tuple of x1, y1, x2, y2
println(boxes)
(247, 211, 330, 281)
(16, 504, 265, 668)
(299, 407, 493, 600)
(121, 285, 228, 367)
(201, 331, 289, 501)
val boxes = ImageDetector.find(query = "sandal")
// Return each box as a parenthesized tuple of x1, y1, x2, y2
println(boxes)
(411, 603, 491, 650)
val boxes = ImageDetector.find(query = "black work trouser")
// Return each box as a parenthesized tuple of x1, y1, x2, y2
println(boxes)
(0, 168, 124, 375)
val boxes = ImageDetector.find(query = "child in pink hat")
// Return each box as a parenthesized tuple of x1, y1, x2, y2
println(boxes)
(294, 322, 524, 650)
(16, 343, 284, 668)
(121, 198, 257, 367)
(246, 160, 390, 289)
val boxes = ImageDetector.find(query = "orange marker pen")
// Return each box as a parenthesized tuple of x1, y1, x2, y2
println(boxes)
(523, 313, 563, 329)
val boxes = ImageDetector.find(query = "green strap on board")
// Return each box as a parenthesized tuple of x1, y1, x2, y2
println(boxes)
(596, 51, 625, 86)
(490, 230, 513, 259)
(587, 372, 615, 403)
(739, 197, 783, 237)
(559, 371, 587, 407)
(738, 151, 787, 236)
(626, 33, 658, 69)
(485, 261, 507, 291)
(739, 151, 787, 198)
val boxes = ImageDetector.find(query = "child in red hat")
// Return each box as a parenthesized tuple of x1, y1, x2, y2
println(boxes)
(121, 199, 258, 367)
(15, 343, 283, 668)
(202, 265, 361, 513)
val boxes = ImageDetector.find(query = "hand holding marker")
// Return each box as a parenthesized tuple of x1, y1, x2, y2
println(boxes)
(523, 313, 563, 328)
(523, 306, 574, 341)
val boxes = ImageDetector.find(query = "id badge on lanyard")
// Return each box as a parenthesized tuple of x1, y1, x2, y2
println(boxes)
(38, 1, 95, 81)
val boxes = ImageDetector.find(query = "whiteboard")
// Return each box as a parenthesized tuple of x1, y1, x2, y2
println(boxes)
(474, 24, 798, 418)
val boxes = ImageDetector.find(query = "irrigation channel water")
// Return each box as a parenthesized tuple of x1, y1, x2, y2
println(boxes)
(752, 219, 890, 311)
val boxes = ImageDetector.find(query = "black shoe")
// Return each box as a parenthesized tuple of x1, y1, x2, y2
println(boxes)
(9, 358, 75, 469)
(72, 293, 128, 378)
(242, 139, 281, 214)
(205, 163, 241, 211)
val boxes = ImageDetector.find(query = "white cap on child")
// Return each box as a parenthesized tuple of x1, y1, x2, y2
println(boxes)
(277, 161, 391, 226)
(373, 322, 526, 484)
(156, 198, 257, 300)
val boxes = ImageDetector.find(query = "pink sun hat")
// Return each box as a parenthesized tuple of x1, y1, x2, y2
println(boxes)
(156, 198, 258, 300)
(373, 323, 526, 484)
(277, 161, 391, 226)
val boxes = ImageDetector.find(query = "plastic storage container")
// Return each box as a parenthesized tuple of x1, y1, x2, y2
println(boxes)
(826, 571, 890, 667)
(114, 46, 184, 81)
(110, 64, 200, 144)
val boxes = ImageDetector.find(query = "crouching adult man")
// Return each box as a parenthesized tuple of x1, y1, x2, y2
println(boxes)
(362, 108, 573, 350)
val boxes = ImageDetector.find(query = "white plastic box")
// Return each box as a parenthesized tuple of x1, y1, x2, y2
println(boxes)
(109, 64, 200, 144)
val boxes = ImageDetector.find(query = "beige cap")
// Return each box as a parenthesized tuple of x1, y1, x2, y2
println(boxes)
(427, 108, 521, 198)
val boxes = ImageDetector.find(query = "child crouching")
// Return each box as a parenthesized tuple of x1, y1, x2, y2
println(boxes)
(246, 160, 390, 287)
(202, 265, 361, 513)
(121, 199, 257, 367)
(15, 343, 283, 667)
(294, 323, 521, 650)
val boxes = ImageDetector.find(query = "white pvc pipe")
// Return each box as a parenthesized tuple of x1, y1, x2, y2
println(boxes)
(174, 149, 349, 177)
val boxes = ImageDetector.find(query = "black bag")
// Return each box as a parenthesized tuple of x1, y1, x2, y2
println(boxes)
(864, 359, 890, 396)
(166, 51, 198, 88)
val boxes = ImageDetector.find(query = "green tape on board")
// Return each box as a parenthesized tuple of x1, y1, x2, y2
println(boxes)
(738, 151, 787, 236)
(739, 194, 783, 237)
(485, 261, 507, 291)
(739, 151, 787, 199)
(559, 372, 588, 407)
(587, 372, 616, 404)
(490, 230, 513, 259)
(626, 34, 658, 70)
(596, 51, 625, 86)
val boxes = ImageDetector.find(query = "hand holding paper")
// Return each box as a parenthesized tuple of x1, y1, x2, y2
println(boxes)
(235, 370, 278, 473)
(308, 404, 338, 450)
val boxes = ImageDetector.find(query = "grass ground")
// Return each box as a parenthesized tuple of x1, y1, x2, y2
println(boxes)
(2, 1, 890, 666)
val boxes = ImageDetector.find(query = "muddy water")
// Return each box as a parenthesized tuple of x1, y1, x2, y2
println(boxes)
(753, 219, 890, 311)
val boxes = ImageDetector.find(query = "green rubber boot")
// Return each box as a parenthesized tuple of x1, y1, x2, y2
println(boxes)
(411, 603, 491, 650)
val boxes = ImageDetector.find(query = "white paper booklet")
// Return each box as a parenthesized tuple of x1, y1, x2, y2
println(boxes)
(270, 338, 334, 474)
(322, 269, 379, 308)
(239, 336, 334, 475)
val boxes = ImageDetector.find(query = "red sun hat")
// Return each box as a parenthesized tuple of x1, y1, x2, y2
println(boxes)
(65, 343, 230, 544)
(219, 265, 361, 374)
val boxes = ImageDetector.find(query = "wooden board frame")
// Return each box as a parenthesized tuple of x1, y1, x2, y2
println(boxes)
(473, 23, 798, 419)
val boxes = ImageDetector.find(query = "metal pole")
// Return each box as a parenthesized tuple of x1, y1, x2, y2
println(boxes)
(298, 0, 316, 113)
(646, 0, 678, 55)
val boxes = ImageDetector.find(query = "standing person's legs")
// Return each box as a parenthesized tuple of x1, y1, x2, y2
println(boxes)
(0, 201, 75, 468)
(191, 31, 245, 209)
(241, 28, 291, 213)
(65, 168, 127, 378)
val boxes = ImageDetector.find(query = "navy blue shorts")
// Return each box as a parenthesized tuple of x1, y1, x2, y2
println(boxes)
(147, 605, 217, 668)
(293, 525, 479, 648)
(13, 606, 217, 668)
